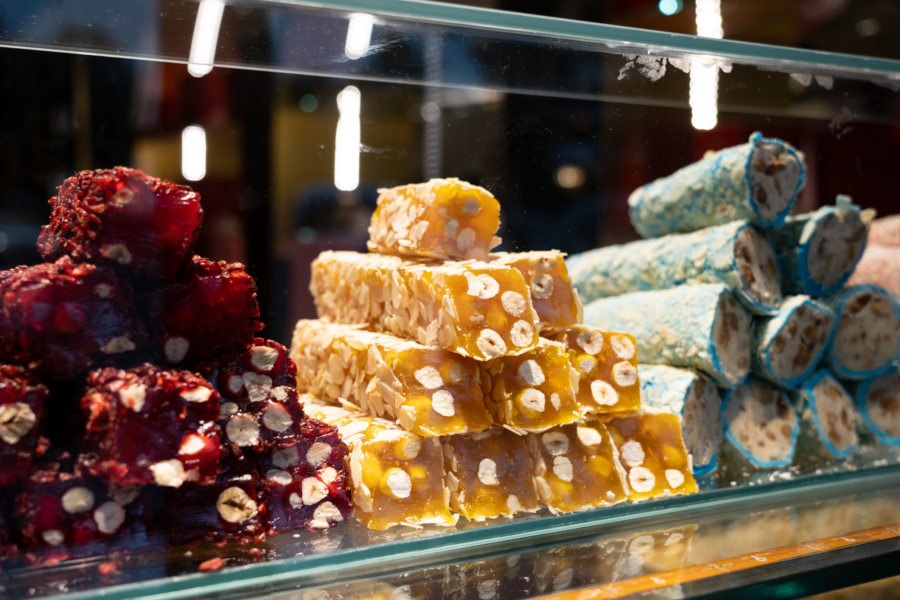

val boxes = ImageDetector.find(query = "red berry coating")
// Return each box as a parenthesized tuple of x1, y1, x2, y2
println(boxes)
(147, 256, 262, 365)
(0, 258, 146, 380)
(37, 167, 203, 281)
(80, 364, 222, 488)
(0, 364, 48, 487)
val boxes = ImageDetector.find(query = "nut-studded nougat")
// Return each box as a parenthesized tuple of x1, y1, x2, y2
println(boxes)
(490, 251, 582, 330)
(367, 178, 501, 261)
(311, 251, 540, 361)
(291, 320, 491, 437)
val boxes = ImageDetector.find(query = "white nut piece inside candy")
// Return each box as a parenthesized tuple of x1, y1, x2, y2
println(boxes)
(431, 390, 456, 417)
(262, 403, 292, 432)
(665, 469, 686, 489)
(220, 401, 239, 418)
(217, 486, 258, 523)
(612, 361, 638, 387)
(226, 414, 260, 447)
(180, 386, 213, 404)
(542, 431, 569, 456)
(178, 433, 208, 456)
(243, 372, 273, 403)
(628, 466, 656, 493)
(118, 383, 146, 412)
(457, 228, 476, 251)
(519, 388, 546, 412)
(306, 442, 332, 468)
(577, 328, 604, 355)
(309, 501, 344, 529)
(301, 477, 329, 505)
(250, 345, 280, 372)
(506, 494, 522, 513)
(62, 486, 95, 514)
(93, 501, 126, 534)
(518, 359, 546, 386)
(42, 529, 65, 546)
(272, 446, 300, 470)
(150, 459, 187, 488)
(591, 380, 619, 406)
(478, 458, 499, 486)
(164, 336, 190, 363)
(531, 273, 554, 300)
(576, 425, 603, 448)
(0, 402, 37, 445)
(267, 469, 293, 486)
(447, 362, 464, 383)
(552, 456, 574, 482)
(100, 336, 136, 354)
(414, 366, 443, 390)
(501, 291, 527, 317)
(620, 440, 645, 467)
(101, 244, 132, 264)
(94, 283, 113, 298)
(319, 466, 339, 485)
(464, 272, 499, 299)
(385, 468, 412, 499)
(227, 375, 244, 395)
(509, 320, 535, 348)
(610, 335, 636, 360)
(477, 329, 507, 359)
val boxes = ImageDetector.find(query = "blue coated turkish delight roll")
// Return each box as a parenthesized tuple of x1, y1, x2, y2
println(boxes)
(767, 195, 869, 297)
(567, 221, 781, 315)
(582, 283, 751, 387)
(638, 364, 722, 476)
(793, 370, 858, 465)
(850, 366, 900, 447)
(821, 285, 900, 380)
(751, 296, 835, 389)
(628, 132, 805, 238)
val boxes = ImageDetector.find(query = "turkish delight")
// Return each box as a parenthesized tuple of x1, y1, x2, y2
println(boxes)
(0, 365, 47, 486)
(792, 370, 858, 467)
(851, 367, 900, 447)
(490, 251, 583, 329)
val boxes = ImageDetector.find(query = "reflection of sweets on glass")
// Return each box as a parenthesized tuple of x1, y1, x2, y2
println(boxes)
(638, 365, 721, 476)
(821, 285, 900, 380)
(792, 370, 858, 469)
(603, 411, 698, 501)
(767, 196, 869, 297)
(447, 553, 539, 600)
(850, 366, 900, 447)
(290, 320, 490, 438)
(628, 132, 805, 237)
(620, 524, 697, 579)
(367, 178, 501, 261)
(534, 539, 628, 595)
(751, 296, 834, 389)
(720, 378, 799, 481)
(528, 421, 628, 513)
(795, 497, 865, 543)
(443, 428, 540, 521)
(310, 251, 539, 361)
(304, 400, 456, 530)
(583, 283, 752, 388)
(568, 220, 781, 315)
(490, 251, 582, 330)
(545, 325, 641, 416)
(481, 338, 584, 433)
(722, 507, 798, 556)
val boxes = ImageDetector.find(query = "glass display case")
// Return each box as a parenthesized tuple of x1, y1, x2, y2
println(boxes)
(1, 1, 899, 598)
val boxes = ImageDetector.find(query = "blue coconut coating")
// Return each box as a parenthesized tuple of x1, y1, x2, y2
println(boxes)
(567, 221, 780, 315)
(628, 132, 805, 238)
(751, 296, 835, 389)
(850, 366, 900, 446)
(794, 369, 858, 459)
(766, 197, 868, 297)
(638, 364, 721, 475)
(722, 377, 799, 469)
(582, 283, 748, 387)
(821, 284, 900, 380)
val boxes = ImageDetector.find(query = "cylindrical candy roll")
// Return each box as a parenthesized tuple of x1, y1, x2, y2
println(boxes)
(637, 364, 722, 476)
(721, 378, 799, 480)
(767, 196, 868, 296)
(627, 132, 805, 238)
(850, 366, 900, 447)
(566, 221, 781, 315)
(792, 370, 859, 468)
(582, 284, 752, 387)
(821, 285, 900, 380)
(751, 296, 835, 388)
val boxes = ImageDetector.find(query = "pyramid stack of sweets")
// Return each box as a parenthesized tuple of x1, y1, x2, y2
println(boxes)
(569, 134, 899, 481)
(293, 177, 698, 530)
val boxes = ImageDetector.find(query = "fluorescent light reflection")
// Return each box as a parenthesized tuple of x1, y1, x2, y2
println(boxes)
(181, 125, 207, 181)
(345, 13, 374, 60)
(334, 86, 361, 192)
(690, 0, 722, 130)
(188, 0, 224, 78)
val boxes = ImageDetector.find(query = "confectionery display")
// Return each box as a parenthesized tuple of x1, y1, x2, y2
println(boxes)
(0, 365, 48, 487)
(850, 367, 900, 447)
(847, 214, 900, 299)
(792, 370, 858, 466)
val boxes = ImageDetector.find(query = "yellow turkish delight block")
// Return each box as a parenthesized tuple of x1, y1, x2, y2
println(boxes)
(528, 421, 628, 513)
(490, 251, 583, 330)
(305, 400, 457, 530)
(603, 410, 698, 501)
(544, 326, 641, 415)
(310, 251, 540, 361)
(481, 338, 586, 433)
(367, 178, 501, 261)
(442, 428, 541, 521)
(290, 319, 491, 437)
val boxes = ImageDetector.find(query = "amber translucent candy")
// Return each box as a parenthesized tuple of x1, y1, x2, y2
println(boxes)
(481, 339, 586, 433)
(290, 320, 491, 437)
(602, 411, 698, 501)
(311, 251, 540, 361)
(305, 401, 456, 530)
(367, 178, 501, 261)
(528, 421, 628, 513)
(442, 428, 540, 521)
(491, 251, 583, 330)
(545, 326, 641, 415)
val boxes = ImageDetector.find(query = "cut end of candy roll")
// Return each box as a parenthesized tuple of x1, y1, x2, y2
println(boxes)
(803, 201, 868, 293)
(711, 292, 753, 385)
(734, 225, 781, 312)
(747, 134, 804, 225)
(764, 298, 834, 385)
(806, 373, 858, 458)
(829, 286, 900, 378)
(682, 377, 722, 475)
(723, 379, 798, 468)
(861, 369, 900, 443)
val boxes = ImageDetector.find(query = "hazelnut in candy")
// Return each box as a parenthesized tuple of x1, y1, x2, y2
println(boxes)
(0, 258, 146, 380)
(0, 364, 48, 486)
(80, 364, 222, 488)
(37, 167, 203, 281)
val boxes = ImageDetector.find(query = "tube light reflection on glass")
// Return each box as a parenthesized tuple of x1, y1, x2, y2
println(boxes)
(345, 13, 374, 60)
(690, 0, 723, 130)
(188, 0, 225, 78)
(182, 125, 207, 181)
(334, 86, 361, 192)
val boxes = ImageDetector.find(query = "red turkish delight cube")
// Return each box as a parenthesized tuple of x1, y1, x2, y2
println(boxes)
(0, 364, 48, 486)
(0, 258, 146, 380)
(80, 364, 222, 488)
(37, 167, 203, 281)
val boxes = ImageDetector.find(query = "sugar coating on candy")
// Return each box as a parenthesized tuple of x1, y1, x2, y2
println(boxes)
(0, 258, 145, 380)
(80, 364, 222, 487)
(37, 167, 203, 280)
